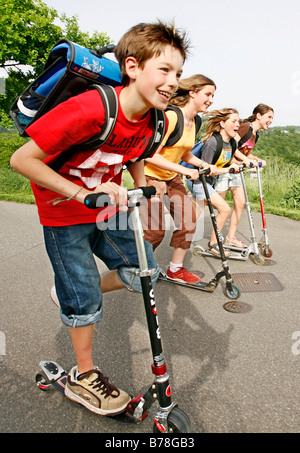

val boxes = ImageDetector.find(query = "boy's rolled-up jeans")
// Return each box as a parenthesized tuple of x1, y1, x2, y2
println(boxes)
(43, 210, 159, 328)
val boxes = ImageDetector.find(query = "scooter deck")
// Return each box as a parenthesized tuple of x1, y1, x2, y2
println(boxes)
(193, 245, 249, 261)
(158, 272, 216, 292)
(35, 360, 135, 424)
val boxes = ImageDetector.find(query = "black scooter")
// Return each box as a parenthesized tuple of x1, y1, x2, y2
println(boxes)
(36, 187, 191, 433)
(160, 168, 240, 300)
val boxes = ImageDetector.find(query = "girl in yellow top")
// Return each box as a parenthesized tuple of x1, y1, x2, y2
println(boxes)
(142, 74, 216, 284)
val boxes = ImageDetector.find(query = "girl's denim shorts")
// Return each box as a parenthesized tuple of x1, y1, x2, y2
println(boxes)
(214, 172, 242, 192)
(186, 178, 215, 201)
(43, 211, 159, 328)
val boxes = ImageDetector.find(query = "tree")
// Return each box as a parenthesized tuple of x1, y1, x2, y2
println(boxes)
(0, 0, 112, 125)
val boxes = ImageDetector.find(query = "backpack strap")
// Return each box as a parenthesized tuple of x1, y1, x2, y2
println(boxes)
(136, 108, 166, 161)
(51, 86, 166, 172)
(50, 84, 118, 172)
(194, 114, 202, 137)
(211, 132, 224, 165)
(238, 122, 253, 148)
(164, 106, 202, 148)
(164, 106, 184, 147)
(211, 132, 237, 166)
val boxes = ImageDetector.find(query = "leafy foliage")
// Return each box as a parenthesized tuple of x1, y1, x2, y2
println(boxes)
(283, 179, 300, 209)
(0, 0, 112, 124)
(254, 127, 300, 165)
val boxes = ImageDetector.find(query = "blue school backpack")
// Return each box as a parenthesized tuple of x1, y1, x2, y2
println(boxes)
(10, 39, 166, 171)
(180, 132, 237, 169)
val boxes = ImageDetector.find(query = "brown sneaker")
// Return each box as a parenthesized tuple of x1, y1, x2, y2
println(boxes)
(65, 366, 131, 416)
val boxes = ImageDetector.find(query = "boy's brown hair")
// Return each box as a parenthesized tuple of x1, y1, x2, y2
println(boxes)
(114, 21, 190, 86)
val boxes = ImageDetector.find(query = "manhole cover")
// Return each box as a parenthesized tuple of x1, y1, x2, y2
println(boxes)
(223, 301, 252, 313)
(232, 273, 284, 293)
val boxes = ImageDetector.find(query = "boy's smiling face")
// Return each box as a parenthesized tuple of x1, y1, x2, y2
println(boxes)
(129, 45, 184, 111)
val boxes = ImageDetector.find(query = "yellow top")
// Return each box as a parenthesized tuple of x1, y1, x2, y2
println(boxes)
(144, 109, 196, 181)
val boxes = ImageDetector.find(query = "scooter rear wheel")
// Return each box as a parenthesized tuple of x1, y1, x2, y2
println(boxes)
(253, 253, 265, 266)
(35, 371, 52, 391)
(193, 245, 205, 256)
(262, 247, 273, 258)
(153, 406, 191, 433)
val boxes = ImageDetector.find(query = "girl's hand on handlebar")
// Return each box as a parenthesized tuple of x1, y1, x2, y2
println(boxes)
(147, 180, 166, 198)
(199, 162, 211, 174)
(248, 159, 258, 167)
(228, 162, 240, 173)
(186, 168, 200, 181)
(259, 159, 267, 167)
(242, 157, 253, 167)
(207, 164, 218, 175)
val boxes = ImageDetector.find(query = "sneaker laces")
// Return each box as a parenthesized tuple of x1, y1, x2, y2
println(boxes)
(78, 370, 120, 399)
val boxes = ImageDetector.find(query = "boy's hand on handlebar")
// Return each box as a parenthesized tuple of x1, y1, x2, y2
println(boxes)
(94, 182, 128, 211)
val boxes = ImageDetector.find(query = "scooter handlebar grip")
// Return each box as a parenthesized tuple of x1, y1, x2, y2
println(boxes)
(199, 168, 211, 176)
(84, 186, 156, 209)
(138, 186, 156, 199)
(84, 193, 111, 209)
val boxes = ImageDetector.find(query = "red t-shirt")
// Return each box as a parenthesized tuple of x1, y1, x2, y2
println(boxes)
(27, 86, 163, 226)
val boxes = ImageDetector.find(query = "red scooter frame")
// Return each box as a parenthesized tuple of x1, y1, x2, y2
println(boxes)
(256, 164, 273, 258)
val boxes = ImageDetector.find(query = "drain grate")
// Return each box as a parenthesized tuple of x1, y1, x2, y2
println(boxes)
(232, 272, 284, 293)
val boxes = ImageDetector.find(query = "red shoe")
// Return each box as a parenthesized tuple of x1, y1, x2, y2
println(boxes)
(166, 267, 201, 284)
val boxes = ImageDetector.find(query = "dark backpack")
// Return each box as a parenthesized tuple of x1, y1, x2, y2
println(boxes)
(164, 105, 202, 147)
(181, 132, 237, 169)
(10, 39, 166, 171)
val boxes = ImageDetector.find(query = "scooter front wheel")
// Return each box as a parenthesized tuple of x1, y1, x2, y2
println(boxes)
(262, 247, 273, 258)
(224, 284, 240, 300)
(153, 406, 191, 433)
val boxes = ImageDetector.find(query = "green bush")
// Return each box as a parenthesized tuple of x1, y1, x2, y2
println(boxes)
(283, 179, 300, 209)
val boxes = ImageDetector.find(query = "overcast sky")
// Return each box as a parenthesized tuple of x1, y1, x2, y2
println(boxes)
(43, 0, 300, 126)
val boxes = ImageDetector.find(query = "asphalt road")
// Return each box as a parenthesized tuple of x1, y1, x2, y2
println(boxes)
(0, 200, 299, 434)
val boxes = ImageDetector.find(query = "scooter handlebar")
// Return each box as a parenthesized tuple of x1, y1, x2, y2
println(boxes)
(186, 167, 211, 180)
(199, 167, 211, 176)
(84, 186, 156, 209)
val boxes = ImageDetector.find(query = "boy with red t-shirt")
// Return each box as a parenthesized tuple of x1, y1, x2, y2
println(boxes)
(10, 22, 189, 416)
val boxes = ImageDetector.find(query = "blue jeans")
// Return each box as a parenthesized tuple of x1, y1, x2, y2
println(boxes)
(186, 178, 215, 201)
(43, 211, 159, 327)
